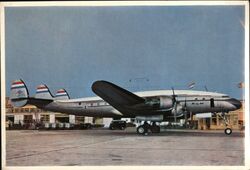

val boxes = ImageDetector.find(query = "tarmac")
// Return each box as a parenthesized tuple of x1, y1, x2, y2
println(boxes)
(5, 127, 244, 166)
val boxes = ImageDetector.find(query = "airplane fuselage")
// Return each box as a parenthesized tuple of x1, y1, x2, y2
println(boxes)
(39, 90, 241, 120)
(10, 80, 242, 135)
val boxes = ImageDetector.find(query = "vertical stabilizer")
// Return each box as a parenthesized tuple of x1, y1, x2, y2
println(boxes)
(35, 84, 53, 99)
(10, 79, 29, 107)
(55, 88, 70, 100)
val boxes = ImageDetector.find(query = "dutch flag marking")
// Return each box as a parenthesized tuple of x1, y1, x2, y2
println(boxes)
(11, 81, 25, 89)
(56, 89, 68, 97)
(36, 85, 49, 93)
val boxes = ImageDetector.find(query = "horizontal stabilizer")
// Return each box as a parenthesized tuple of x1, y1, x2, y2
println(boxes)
(27, 97, 53, 107)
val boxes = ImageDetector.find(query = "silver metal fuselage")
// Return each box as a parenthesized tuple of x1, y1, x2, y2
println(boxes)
(40, 90, 241, 119)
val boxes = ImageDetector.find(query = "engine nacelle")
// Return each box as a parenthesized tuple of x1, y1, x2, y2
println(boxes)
(171, 104, 183, 116)
(159, 96, 173, 109)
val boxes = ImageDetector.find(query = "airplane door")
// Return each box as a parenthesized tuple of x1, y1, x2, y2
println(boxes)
(210, 98, 214, 108)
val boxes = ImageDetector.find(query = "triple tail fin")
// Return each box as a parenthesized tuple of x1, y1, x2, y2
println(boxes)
(10, 79, 29, 107)
(55, 88, 70, 100)
(35, 84, 53, 99)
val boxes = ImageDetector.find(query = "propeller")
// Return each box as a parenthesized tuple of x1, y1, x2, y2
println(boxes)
(171, 87, 177, 124)
(183, 97, 188, 128)
(171, 88, 190, 127)
(171, 87, 177, 103)
(183, 97, 187, 111)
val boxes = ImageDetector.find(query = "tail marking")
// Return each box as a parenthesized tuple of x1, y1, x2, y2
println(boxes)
(11, 81, 25, 90)
(55, 88, 70, 100)
(10, 79, 29, 107)
(56, 89, 68, 97)
(35, 84, 53, 99)
(36, 85, 49, 93)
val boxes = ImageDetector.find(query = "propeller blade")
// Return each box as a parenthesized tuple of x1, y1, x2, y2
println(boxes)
(171, 87, 176, 102)
(184, 97, 187, 111)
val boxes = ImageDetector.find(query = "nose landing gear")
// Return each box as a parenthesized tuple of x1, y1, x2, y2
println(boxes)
(218, 112, 233, 135)
(224, 128, 232, 135)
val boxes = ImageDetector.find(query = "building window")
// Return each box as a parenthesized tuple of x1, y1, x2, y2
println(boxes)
(40, 115, 49, 123)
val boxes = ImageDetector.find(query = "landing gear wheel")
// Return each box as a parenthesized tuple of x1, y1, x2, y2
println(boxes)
(137, 125, 148, 135)
(224, 128, 232, 135)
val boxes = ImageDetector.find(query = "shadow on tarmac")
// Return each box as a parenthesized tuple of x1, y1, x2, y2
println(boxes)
(78, 128, 245, 138)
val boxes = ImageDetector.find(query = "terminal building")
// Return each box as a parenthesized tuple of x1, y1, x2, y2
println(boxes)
(5, 97, 112, 129)
(5, 97, 244, 130)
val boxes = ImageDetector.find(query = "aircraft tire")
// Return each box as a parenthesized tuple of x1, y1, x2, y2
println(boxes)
(137, 125, 148, 135)
(224, 128, 232, 135)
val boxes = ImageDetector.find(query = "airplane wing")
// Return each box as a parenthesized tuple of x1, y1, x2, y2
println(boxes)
(92, 80, 145, 105)
(92, 80, 158, 116)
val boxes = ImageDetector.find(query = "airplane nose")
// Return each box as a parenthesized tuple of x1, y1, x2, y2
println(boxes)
(228, 98, 242, 109)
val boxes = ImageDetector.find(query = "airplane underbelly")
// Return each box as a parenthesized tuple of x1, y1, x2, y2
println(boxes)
(188, 105, 225, 113)
(44, 103, 122, 117)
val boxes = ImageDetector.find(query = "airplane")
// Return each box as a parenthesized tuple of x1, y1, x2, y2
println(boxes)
(10, 79, 242, 135)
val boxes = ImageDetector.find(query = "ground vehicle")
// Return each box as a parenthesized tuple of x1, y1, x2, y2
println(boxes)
(109, 120, 126, 130)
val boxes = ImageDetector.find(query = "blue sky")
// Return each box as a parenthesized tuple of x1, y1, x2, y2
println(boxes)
(5, 6, 245, 99)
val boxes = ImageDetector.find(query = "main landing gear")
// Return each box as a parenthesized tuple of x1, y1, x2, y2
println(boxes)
(136, 122, 160, 135)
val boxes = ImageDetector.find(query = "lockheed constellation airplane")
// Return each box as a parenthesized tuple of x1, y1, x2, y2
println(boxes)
(10, 79, 241, 135)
